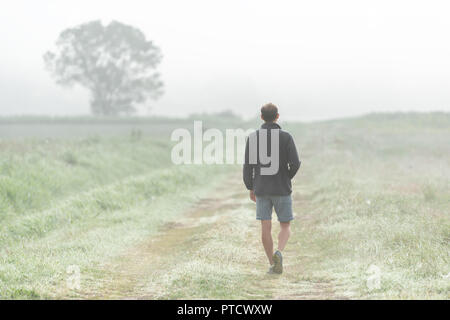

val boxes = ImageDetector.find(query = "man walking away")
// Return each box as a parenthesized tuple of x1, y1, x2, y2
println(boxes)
(243, 103, 301, 274)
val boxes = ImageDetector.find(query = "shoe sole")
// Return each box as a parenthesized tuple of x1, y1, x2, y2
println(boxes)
(272, 251, 283, 274)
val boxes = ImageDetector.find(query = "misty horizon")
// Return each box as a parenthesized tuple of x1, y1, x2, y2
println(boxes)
(1, 0, 449, 121)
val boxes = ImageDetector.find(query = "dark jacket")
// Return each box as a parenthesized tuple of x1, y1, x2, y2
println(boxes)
(243, 122, 300, 196)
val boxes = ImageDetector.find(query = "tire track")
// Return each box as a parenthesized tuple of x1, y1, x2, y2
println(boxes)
(76, 172, 348, 299)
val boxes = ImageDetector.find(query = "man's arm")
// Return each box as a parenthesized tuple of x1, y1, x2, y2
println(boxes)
(287, 135, 301, 179)
(243, 136, 254, 191)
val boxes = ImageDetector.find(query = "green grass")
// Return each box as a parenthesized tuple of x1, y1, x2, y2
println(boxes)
(282, 112, 450, 299)
(0, 132, 232, 299)
(0, 112, 448, 299)
(0, 136, 171, 219)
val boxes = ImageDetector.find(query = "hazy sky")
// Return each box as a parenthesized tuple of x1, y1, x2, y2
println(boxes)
(0, 0, 449, 120)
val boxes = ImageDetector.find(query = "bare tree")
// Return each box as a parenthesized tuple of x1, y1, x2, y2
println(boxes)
(44, 20, 163, 115)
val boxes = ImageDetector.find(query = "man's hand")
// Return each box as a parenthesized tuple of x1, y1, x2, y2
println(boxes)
(249, 190, 256, 202)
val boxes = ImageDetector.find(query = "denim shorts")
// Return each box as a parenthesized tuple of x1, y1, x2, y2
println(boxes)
(256, 195, 294, 222)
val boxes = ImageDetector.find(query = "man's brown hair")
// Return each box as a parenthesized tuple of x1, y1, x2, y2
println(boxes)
(261, 103, 278, 122)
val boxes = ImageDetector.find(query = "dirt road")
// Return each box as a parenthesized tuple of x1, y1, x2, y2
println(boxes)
(77, 172, 350, 299)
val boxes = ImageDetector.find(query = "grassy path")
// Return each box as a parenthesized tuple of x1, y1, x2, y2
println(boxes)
(2, 114, 448, 299)
(74, 172, 350, 300)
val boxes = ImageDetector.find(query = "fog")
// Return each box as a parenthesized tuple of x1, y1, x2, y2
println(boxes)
(0, 0, 449, 121)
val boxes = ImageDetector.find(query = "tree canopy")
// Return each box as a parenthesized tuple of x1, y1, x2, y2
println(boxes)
(44, 20, 163, 115)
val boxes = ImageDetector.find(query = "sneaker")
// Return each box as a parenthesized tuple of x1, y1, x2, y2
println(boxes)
(267, 265, 276, 274)
(272, 250, 283, 274)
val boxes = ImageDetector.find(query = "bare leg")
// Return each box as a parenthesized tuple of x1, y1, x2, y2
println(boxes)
(277, 222, 291, 251)
(260, 220, 274, 265)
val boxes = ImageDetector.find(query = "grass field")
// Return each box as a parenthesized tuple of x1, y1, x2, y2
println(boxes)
(0, 113, 448, 299)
